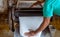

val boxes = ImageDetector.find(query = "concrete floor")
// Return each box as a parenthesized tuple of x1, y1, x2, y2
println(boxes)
(0, 30, 13, 37)
(0, 20, 14, 37)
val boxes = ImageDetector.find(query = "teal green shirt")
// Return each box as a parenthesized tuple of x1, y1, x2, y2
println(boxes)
(43, 0, 60, 17)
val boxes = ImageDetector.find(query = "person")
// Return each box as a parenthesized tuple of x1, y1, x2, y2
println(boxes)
(24, 0, 60, 37)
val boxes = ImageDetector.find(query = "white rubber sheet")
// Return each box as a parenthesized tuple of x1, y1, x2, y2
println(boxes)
(19, 16, 43, 37)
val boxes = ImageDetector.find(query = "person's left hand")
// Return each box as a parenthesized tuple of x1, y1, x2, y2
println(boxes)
(24, 29, 37, 36)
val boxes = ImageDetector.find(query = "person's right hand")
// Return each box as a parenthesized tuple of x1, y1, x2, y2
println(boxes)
(29, 0, 44, 8)
(30, 5, 36, 8)
(24, 29, 37, 37)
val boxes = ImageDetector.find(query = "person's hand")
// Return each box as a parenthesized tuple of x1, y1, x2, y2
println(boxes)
(29, 1, 44, 8)
(30, 5, 36, 8)
(24, 29, 37, 37)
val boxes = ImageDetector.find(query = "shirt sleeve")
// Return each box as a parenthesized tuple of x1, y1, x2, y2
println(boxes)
(43, 3, 53, 18)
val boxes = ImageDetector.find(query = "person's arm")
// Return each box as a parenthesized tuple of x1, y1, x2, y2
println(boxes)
(35, 17, 51, 33)
(24, 17, 51, 36)
(30, 0, 45, 8)
(30, 1, 40, 8)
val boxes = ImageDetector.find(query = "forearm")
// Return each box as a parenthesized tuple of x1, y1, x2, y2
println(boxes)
(35, 17, 51, 33)
(38, 0, 45, 3)
(33, 1, 43, 5)
(30, 0, 45, 7)
(30, 1, 40, 7)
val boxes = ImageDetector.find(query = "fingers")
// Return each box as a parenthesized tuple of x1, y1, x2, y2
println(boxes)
(29, 5, 36, 8)
(29, 29, 33, 31)
(28, 35, 31, 37)
(24, 32, 32, 36)
(28, 35, 34, 37)
(24, 32, 29, 36)
(25, 32, 34, 36)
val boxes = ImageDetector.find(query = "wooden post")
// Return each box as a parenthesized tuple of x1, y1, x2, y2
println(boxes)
(8, 0, 18, 32)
